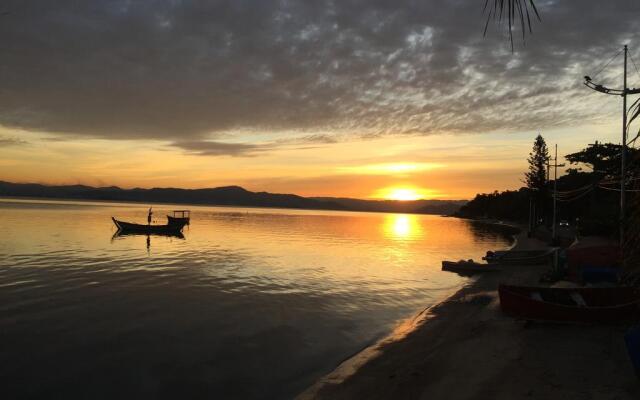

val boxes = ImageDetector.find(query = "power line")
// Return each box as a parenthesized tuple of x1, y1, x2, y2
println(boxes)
(555, 186, 595, 202)
(591, 48, 623, 81)
(597, 185, 640, 193)
(600, 176, 640, 184)
(555, 184, 595, 196)
(629, 52, 640, 85)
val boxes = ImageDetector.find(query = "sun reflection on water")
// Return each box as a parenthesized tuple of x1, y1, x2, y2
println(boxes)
(384, 214, 423, 240)
(0, 200, 514, 399)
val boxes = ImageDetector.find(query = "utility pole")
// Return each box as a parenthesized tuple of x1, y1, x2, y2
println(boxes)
(621, 45, 628, 245)
(551, 144, 565, 243)
(584, 45, 640, 246)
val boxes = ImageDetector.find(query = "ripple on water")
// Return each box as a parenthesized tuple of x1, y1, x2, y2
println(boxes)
(0, 201, 512, 399)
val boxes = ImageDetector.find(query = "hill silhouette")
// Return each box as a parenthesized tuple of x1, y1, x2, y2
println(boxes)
(0, 181, 465, 215)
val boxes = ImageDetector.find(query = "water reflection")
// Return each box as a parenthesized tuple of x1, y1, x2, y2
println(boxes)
(111, 230, 185, 255)
(383, 214, 423, 241)
(0, 199, 512, 400)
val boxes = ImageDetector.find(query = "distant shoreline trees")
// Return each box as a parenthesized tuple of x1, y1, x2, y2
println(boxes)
(456, 139, 631, 238)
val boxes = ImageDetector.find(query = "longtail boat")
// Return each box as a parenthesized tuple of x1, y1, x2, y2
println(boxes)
(112, 217, 186, 234)
(498, 284, 640, 323)
(167, 210, 191, 225)
(442, 260, 502, 274)
(483, 249, 557, 265)
(112, 230, 184, 239)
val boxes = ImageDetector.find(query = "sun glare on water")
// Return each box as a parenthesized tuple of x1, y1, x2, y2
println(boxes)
(383, 214, 424, 240)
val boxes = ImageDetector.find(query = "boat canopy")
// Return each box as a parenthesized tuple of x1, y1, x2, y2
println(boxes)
(171, 210, 190, 218)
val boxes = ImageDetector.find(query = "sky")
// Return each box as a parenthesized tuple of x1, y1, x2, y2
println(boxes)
(1, 0, 640, 200)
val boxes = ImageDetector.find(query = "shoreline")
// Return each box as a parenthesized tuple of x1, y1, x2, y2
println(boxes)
(298, 232, 639, 400)
(298, 222, 521, 399)
(0, 194, 463, 217)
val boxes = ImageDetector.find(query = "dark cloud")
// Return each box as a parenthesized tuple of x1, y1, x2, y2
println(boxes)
(0, 0, 639, 143)
(280, 134, 340, 144)
(171, 140, 268, 156)
(0, 136, 27, 146)
(172, 132, 338, 156)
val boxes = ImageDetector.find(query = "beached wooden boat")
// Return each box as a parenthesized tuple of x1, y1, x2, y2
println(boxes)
(167, 210, 191, 225)
(112, 217, 186, 234)
(498, 284, 640, 323)
(442, 260, 502, 273)
(483, 249, 556, 265)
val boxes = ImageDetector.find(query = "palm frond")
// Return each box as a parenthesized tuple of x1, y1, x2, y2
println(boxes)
(484, 0, 541, 51)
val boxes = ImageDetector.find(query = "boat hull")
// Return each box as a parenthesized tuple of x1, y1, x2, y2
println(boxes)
(484, 249, 556, 265)
(167, 215, 190, 225)
(112, 230, 184, 239)
(499, 284, 640, 323)
(442, 260, 501, 273)
(112, 217, 186, 234)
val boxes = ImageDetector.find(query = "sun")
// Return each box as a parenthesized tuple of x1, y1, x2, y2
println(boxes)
(387, 188, 422, 201)
(374, 186, 436, 201)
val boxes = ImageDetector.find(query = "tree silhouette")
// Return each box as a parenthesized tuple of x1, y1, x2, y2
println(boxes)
(525, 134, 549, 192)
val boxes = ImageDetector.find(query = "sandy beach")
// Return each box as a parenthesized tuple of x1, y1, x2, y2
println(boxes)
(299, 233, 640, 400)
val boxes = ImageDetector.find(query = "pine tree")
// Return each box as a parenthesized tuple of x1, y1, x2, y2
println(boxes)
(525, 134, 549, 192)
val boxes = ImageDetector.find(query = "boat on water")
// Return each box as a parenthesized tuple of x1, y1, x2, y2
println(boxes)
(498, 284, 640, 323)
(167, 210, 191, 225)
(442, 260, 502, 274)
(112, 217, 187, 235)
(111, 229, 184, 239)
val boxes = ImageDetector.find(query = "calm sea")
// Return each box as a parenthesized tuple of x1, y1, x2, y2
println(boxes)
(0, 199, 511, 399)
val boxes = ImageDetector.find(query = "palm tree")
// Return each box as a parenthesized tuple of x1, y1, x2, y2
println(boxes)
(485, 2, 640, 280)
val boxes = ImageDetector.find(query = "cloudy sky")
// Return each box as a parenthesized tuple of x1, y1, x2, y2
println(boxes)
(1, 0, 639, 199)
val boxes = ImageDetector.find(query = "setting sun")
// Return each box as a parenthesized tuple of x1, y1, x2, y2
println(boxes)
(387, 188, 422, 201)
(374, 186, 438, 201)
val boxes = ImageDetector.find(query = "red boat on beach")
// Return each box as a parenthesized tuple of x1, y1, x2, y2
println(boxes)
(499, 284, 640, 323)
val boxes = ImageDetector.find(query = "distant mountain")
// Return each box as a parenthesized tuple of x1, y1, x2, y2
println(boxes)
(0, 181, 466, 215)
(312, 197, 467, 215)
(0, 181, 346, 211)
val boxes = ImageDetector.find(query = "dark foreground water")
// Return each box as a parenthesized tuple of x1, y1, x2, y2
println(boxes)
(0, 199, 511, 399)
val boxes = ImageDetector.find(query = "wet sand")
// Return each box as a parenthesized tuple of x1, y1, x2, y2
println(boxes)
(299, 234, 640, 400)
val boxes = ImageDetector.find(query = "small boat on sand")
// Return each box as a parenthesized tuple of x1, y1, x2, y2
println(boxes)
(625, 325, 640, 376)
(442, 260, 502, 274)
(483, 249, 557, 265)
(112, 217, 186, 234)
(499, 284, 640, 323)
